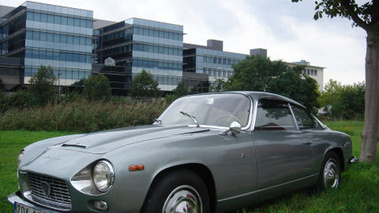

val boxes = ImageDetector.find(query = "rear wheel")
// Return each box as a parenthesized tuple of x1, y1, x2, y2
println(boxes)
(142, 169, 210, 213)
(316, 152, 341, 191)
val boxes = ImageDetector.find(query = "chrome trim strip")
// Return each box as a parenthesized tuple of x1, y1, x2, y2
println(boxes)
(218, 173, 318, 202)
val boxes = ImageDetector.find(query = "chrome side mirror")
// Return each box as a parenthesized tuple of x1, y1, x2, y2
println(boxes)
(220, 121, 242, 135)
(230, 121, 242, 134)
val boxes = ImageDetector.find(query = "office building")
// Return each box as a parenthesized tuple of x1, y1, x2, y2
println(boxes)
(0, 56, 22, 90)
(289, 60, 324, 92)
(0, 2, 324, 93)
(250, 48, 267, 58)
(184, 41, 325, 92)
(183, 40, 247, 87)
(0, 1, 93, 88)
(95, 18, 183, 91)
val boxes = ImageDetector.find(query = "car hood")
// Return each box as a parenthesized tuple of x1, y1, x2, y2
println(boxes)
(20, 125, 211, 178)
(59, 125, 210, 154)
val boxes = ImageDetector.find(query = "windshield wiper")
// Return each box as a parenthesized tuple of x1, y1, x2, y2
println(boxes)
(180, 111, 199, 127)
(154, 118, 162, 125)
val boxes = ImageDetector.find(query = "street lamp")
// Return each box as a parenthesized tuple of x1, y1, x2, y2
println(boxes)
(58, 72, 61, 101)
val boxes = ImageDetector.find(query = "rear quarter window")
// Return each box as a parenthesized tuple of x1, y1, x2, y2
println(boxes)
(291, 105, 318, 129)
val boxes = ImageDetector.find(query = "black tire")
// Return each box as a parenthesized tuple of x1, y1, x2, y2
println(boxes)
(315, 151, 341, 192)
(141, 169, 210, 213)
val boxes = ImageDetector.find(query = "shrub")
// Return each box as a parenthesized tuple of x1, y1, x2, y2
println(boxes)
(130, 70, 161, 98)
(0, 98, 169, 132)
(83, 74, 112, 101)
(28, 65, 57, 105)
(0, 90, 37, 113)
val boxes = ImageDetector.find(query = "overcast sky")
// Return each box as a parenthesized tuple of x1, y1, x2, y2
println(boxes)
(1, 0, 368, 87)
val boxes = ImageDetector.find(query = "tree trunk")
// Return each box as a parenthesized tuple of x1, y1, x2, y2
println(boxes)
(360, 30, 379, 162)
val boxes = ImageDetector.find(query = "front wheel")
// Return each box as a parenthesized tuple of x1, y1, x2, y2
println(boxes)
(142, 169, 210, 213)
(316, 152, 341, 191)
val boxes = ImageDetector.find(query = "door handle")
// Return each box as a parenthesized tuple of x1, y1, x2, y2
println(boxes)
(302, 141, 312, 145)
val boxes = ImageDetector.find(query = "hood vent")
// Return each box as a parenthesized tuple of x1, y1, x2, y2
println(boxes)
(62, 143, 86, 148)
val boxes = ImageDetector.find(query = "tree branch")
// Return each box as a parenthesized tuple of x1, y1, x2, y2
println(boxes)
(340, 0, 370, 31)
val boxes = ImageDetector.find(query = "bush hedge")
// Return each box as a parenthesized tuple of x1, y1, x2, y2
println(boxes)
(0, 98, 169, 132)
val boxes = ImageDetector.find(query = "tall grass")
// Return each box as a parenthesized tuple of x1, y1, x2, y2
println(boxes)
(0, 98, 169, 132)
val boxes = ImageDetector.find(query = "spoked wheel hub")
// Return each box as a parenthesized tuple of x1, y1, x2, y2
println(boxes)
(323, 159, 340, 188)
(163, 185, 202, 213)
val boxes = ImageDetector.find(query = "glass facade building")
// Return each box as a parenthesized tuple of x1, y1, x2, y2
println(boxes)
(96, 18, 183, 91)
(0, 1, 93, 85)
(0, 2, 324, 93)
(183, 41, 246, 87)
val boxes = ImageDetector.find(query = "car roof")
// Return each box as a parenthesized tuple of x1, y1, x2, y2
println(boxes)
(241, 91, 304, 107)
(186, 91, 306, 109)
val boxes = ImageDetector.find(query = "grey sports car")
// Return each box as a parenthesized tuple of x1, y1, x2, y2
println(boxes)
(9, 91, 357, 213)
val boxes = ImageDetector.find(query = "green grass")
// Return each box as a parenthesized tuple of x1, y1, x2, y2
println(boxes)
(324, 121, 364, 157)
(1, 121, 378, 212)
(0, 130, 76, 212)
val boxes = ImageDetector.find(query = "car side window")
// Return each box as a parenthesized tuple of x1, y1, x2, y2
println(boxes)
(255, 99, 296, 130)
(291, 105, 317, 129)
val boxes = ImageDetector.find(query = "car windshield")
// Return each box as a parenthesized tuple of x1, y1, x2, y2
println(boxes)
(158, 94, 251, 127)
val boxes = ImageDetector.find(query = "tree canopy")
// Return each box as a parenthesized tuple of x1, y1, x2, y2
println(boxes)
(320, 80, 365, 120)
(227, 55, 320, 112)
(130, 70, 161, 98)
(291, 0, 378, 162)
(28, 65, 57, 105)
(172, 81, 188, 97)
(210, 78, 227, 92)
(83, 74, 112, 101)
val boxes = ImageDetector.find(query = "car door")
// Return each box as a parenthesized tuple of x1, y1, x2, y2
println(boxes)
(253, 99, 313, 189)
(290, 104, 328, 172)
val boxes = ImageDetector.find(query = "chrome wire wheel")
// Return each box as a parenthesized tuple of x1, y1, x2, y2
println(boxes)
(141, 169, 210, 213)
(322, 157, 340, 189)
(163, 185, 202, 213)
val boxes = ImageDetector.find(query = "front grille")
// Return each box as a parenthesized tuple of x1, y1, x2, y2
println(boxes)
(28, 172, 72, 210)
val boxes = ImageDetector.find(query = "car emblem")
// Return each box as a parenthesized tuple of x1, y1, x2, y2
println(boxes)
(41, 181, 51, 197)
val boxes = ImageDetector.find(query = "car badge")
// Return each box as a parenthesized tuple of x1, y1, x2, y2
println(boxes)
(41, 181, 51, 197)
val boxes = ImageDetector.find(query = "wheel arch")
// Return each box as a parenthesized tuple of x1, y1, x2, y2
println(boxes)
(144, 163, 217, 212)
(325, 147, 345, 172)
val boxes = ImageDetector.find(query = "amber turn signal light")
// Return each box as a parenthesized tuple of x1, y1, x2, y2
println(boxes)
(129, 164, 145, 171)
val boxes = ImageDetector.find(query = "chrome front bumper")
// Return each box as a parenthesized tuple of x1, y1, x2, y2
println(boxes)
(8, 191, 63, 213)
(348, 156, 359, 164)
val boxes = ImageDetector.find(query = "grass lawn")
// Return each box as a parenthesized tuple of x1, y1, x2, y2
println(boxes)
(0, 131, 76, 212)
(0, 121, 378, 212)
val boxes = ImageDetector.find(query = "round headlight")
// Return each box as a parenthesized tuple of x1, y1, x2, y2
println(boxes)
(93, 160, 115, 192)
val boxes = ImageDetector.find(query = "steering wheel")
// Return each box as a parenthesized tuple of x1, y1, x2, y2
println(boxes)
(215, 114, 243, 126)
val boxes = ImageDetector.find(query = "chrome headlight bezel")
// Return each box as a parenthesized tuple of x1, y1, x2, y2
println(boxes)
(93, 160, 115, 192)
(71, 160, 115, 195)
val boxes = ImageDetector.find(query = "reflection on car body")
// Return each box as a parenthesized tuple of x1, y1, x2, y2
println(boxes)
(9, 91, 357, 213)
